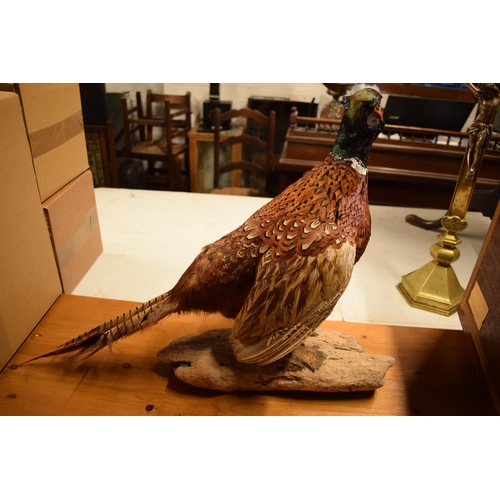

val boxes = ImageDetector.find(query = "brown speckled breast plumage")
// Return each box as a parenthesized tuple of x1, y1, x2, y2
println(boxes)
(240, 154, 371, 263)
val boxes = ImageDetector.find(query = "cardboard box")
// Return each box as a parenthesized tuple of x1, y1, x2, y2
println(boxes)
(14, 83, 89, 202)
(0, 92, 62, 371)
(43, 170, 103, 293)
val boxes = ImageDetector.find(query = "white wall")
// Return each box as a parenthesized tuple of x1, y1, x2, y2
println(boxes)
(105, 83, 333, 121)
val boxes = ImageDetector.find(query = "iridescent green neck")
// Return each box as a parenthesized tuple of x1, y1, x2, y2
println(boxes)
(331, 124, 375, 166)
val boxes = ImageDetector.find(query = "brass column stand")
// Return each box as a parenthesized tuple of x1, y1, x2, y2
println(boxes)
(398, 83, 500, 316)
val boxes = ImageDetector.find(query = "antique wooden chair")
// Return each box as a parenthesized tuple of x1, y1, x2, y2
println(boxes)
(146, 90, 192, 138)
(120, 93, 189, 191)
(211, 107, 276, 196)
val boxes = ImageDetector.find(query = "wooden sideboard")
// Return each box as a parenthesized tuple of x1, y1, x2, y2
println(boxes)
(278, 113, 500, 213)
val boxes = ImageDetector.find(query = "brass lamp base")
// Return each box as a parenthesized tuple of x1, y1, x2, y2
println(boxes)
(398, 84, 500, 317)
(398, 232, 465, 316)
(398, 261, 465, 316)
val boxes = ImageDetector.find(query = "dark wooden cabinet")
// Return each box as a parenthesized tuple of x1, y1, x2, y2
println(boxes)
(278, 84, 500, 212)
(459, 198, 500, 414)
(278, 116, 500, 212)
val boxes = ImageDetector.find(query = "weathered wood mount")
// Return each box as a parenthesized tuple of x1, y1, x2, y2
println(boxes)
(158, 328, 395, 392)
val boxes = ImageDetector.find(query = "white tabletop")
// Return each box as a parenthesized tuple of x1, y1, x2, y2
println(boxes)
(73, 188, 492, 330)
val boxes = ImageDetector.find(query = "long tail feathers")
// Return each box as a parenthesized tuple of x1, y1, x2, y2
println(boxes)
(15, 292, 174, 367)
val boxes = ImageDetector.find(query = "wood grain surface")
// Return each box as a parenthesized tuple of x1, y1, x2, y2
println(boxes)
(0, 294, 493, 416)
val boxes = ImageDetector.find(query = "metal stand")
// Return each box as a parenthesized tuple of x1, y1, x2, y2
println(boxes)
(398, 84, 500, 316)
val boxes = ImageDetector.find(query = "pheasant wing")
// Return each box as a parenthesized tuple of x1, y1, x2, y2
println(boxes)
(230, 242, 356, 366)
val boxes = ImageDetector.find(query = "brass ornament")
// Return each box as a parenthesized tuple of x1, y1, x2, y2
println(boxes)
(398, 83, 500, 316)
(441, 215, 468, 233)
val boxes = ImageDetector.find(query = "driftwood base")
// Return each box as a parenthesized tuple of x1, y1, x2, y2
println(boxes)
(158, 328, 395, 392)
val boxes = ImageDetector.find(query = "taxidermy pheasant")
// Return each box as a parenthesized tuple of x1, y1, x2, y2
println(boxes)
(20, 87, 384, 368)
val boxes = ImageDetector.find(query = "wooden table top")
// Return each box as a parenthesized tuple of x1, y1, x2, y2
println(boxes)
(0, 294, 494, 416)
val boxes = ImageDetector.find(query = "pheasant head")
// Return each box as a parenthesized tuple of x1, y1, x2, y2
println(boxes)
(331, 87, 384, 166)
